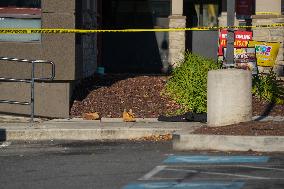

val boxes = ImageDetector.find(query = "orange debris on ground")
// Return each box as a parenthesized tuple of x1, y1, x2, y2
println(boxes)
(123, 109, 136, 122)
(82, 112, 100, 120)
(130, 134, 173, 142)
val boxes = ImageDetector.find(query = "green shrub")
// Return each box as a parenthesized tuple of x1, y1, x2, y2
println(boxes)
(163, 52, 221, 113)
(252, 68, 284, 104)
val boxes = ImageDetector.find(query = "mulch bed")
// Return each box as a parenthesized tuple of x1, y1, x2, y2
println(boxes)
(70, 74, 284, 136)
(71, 74, 284, 118)
(193, 121, 284, 136)
(253, 97, 284, 117)
(70, 74, 181, 118)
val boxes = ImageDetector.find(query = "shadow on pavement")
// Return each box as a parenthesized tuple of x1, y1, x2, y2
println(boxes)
(0, 128, 6, 141)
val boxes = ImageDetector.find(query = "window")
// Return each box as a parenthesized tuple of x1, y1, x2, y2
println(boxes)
(184, 0, 221, 27)
(0, 0, 41, 42)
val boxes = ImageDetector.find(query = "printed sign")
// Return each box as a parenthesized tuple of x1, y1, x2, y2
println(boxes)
(218, 30, 253, 56)
(248, 41, 280, 67)
(224, 47, 258, 75)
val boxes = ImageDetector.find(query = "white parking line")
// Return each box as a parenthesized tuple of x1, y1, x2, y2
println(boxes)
(0, 141, 11, 148)
(165, 168, 273, 180)
(201, 170, 281, 180)
(139, 166, 284, 181)
(139, 165, 166, 181)
(186, 168, 283, 180)
(238, 165, 284, 172)
(165, 164, 284, 170)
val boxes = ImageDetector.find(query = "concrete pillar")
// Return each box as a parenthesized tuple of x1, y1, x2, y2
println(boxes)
(168, 0, 186, 67)
(207, 69, 252, 127)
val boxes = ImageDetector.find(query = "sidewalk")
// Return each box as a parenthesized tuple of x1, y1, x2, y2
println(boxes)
(0, 115, 283, 152)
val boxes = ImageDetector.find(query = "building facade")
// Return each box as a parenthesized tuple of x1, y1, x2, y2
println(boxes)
(0, 0, 97, 117)
(0, 0, 283, 118)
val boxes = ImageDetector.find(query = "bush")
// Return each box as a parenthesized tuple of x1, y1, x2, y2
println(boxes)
(163, 52, 221, 113)
(252, 68, 284, 104)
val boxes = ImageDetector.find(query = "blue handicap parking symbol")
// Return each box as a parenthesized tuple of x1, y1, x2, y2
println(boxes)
(123, 182, 245, 189)
(163, 155, 269, 164)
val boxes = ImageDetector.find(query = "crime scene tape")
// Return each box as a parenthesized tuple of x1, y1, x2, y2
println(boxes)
(0, 24, 283, 34)
(255, 12, 281, 15)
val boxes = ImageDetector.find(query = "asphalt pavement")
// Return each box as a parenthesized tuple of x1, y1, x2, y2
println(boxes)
(0, 141, 283, 189)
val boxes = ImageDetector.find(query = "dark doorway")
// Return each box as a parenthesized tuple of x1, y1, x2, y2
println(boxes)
(99, 0, 169, 74)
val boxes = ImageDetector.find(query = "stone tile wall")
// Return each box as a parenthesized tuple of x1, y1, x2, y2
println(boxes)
(252, 15, 284, 76)
(168, 15, 186, 67)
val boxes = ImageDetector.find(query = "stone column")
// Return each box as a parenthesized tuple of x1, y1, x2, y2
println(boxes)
(169, 16, 186, 67)
(252, 0, 284, 76)
(168, 0, 186, 68)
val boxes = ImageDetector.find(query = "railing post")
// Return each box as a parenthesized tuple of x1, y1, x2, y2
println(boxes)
(0, 57, 54, 123)
(31, 60, 35, 123)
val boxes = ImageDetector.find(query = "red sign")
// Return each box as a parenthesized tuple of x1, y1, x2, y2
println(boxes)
(236, 0, 255, 18)
(218, 30, 253, 56)
(0, 7, 41, 15)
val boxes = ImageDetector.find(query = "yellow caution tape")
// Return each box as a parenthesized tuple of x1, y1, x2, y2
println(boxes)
(0, 24, 283, 34)
(255, 12, 281, 15)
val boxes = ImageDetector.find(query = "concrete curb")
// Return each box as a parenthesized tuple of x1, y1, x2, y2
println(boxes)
(173, 134, 284, 152)
(51, 118, 159, 123)
(5, 128, 176, 141)
(1, 122, 202, 141)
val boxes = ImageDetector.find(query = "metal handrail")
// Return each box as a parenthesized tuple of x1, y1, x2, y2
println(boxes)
(0, 57, 55, 122)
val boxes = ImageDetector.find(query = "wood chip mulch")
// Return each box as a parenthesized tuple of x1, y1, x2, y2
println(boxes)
(70, 74, 181, 118)
(253, 97, 284, 117)
(70, 74, 284, 136)
(71, 74, 284, 118)
(193, 121, 284, 136)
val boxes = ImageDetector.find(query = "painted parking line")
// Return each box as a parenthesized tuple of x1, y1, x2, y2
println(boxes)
(164, 156, 269, 164)
(123, 181, 245, 189)
(0, 141, 11, 148)
(164, 167, 282, 180)
(139, 166, 167, 180)
(139, 165, 284, 181)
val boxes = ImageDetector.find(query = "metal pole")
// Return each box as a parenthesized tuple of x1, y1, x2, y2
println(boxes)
(226, 0, 235, 67)
(31, 61, 35, 123)
(199, 0, 203, 26)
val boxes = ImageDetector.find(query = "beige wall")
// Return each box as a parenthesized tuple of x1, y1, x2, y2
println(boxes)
(256, 0, 282, 14)
(0, 0, 76, 81)
(0, 82, 72, 118)
(0, 0, 78, 118)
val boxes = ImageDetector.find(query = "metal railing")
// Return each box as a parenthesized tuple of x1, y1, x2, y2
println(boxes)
(0, 57, 55, 122)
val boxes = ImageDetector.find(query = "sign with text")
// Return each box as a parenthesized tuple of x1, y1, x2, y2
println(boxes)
(248, 41, 280, 67)
(224, 47, 258, 75)
(218, 29, 253, 56)
(236, 0, 255, 19)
